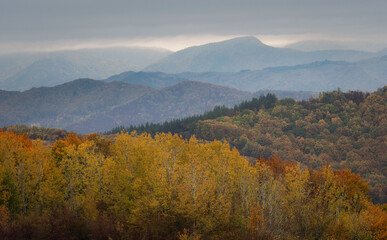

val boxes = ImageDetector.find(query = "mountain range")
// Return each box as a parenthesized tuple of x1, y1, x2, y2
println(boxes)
(2, 36, 387, 91)
(0, 78, 318, 133)
(178, 56, 387, 92)
(144, 36, 382, 73)
(106, 55, 387, 92)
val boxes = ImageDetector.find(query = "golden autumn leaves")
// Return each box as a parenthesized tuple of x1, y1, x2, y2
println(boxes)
(0, 130, 386, 239)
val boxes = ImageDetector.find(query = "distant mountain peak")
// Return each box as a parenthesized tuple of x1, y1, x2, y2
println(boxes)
(224, 36, 264, 44)
(197, 36, 267, 49)
(143, 36, 278, 73)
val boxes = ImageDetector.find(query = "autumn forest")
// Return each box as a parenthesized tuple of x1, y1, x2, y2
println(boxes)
(0, 88, 386, 239)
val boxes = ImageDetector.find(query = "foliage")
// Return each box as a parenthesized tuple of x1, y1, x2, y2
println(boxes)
(0, 130, 386, 239)
(2, 125, 68, 142)
(111, 89, 386, 204)
(194, 88, 387, 204)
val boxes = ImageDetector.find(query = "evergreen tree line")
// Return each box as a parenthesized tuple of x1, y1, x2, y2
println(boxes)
(106, 93, 278, 137)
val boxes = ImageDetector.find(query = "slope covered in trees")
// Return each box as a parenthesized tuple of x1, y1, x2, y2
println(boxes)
(107, 93, 279, 137)
(67, 81, 250, 133)
(116, 88, 387, 203)
(105, 71, 188, 89)
(0, 131, 386, 239)
(0, 79, 257, 133)
(195, 88, 387, 203)
(0, 78, 153, 129)
(2, 125, 69, 142)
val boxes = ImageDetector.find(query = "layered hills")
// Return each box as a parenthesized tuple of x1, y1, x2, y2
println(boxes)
(0, 79, 251, 133)
(1, 36, 386, 92)
(67, 81, 250, 133)
(0, 77, 318, 133)
(0, 36, 386, 240)
(105, 71, 187, 89)
(107, 56, 387, 92)
(178, 57, 387, 92)
(0, 36, 386, 134)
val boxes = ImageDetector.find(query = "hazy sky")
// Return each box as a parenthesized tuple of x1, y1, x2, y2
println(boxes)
(1, 0, 386, 53)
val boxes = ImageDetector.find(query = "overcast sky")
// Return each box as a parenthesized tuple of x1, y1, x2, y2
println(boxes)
(1, 0, 386, 53)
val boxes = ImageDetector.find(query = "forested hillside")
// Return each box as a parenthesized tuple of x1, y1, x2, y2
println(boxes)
(2, 125, 69, 142)
(0, 79, 255, 133)
(0, 131, 386, 239)
(105, 71, 188, 89)
(117, 88, 387, 203)
(0, 79, 153, 129)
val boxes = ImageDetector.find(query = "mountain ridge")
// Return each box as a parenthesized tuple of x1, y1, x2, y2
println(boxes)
(0, 78, 153, 128)
(105, 71, 189, 89)
(144, 36, 377, 73)
(0, 79, 264, 133)
(107, 55, 387, 92)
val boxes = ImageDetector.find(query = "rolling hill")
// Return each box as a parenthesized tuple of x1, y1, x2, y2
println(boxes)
(67, 81, 250, 133)
(1, 79, 279, 133)
(105, 71, 188, 89)
(0, 77, 319, 133)
(0, 79, 153, 128)
(0, 89, 18, 103)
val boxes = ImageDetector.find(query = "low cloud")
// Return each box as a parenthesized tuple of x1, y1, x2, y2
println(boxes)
(0, 0, 386, 53)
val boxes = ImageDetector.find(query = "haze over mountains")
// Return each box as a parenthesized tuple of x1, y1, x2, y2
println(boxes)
(0, 36, 386, 133)
(285, 40, 387, 52)
(0, 47, 171, 91)
(144, 36, 381, 73)
(177, 56, 387, 92)
(107, 56, 387, 92)
(1, 36, 387, 91)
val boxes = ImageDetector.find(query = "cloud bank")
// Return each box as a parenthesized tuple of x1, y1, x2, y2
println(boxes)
(1, 0, 386, 53)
